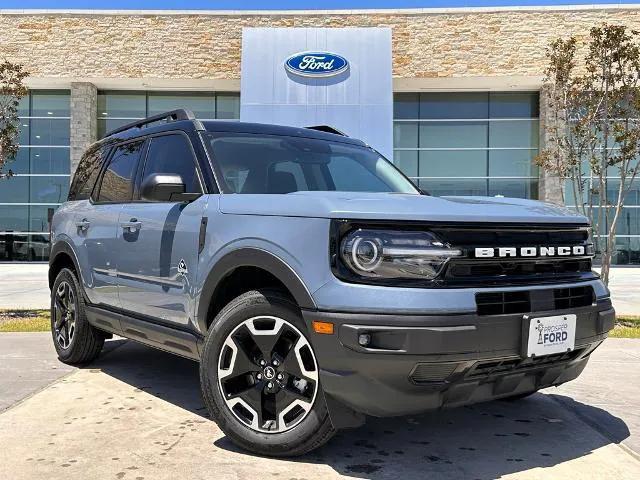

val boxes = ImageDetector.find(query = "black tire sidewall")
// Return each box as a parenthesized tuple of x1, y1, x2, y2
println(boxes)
(200, 289, 333, 456)
(50, 268, 102, 363)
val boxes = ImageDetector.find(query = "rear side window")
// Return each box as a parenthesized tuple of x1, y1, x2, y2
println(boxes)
(68, 146, 109, 201)
(142, 135, 202, 194)
(96, 141, 144, 203)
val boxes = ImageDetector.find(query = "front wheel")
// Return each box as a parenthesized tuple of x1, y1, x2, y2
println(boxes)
(51, 268, 105, 364)
(200, 289, 335, 456)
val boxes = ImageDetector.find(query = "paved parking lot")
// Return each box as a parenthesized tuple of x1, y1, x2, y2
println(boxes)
(0, 334, 638, 479)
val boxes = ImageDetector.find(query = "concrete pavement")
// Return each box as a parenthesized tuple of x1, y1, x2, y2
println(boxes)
(0, 334, 638, 479)
(1, 264, 639, 314)
(0, 332, 74, 411)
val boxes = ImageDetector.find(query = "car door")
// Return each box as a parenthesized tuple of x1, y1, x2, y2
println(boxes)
(115, 132, 207, 329)
(72, 144, 134, 308)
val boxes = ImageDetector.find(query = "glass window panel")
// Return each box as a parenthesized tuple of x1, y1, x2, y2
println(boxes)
(97, 92, 146, 118)
(29, 206, 57, 233)
(29, 176, 69, 204)
(393, 150, 418, 179)
(419, 150, 487, 177)
(393, 122, 419, 148)
(0, 206, 28, 231)
(29, 205, 58, 232)
(18, 119, 30, 145)
(419, 92, 488, 119)
(98, 118, 136, 139)
(489, 179, 539, 199)
(489, 120, 538, 148)
(418, 178, 487, 197)
(29, 119, 70, 146)
(0, 234, 28, 261)
(419, 121, 488, 149)
(5, 148, 30, 174)
(216, 94, 240, 119)
(609, 237, 640, 266)
(605, 156, 640, 176)
(97, 141, 144, 203)
(30, 91, 70, 117)
(615, 207, 639, 236)
(604, 180, 640, 205)
(17, 96, 29, 117)
(564, 179, 590, 207)
(0, 176, 29, 203)
(393, 93, 419, 119)
(143, 135, 202, 194)
(489, 150, 539, 177)
(29, 147, 70, 174)
(489, 92, 539, 118)
(147, 93, 215, 118)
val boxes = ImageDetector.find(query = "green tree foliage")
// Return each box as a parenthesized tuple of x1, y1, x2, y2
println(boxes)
(0, 60, 29, 178)
(537, 24, 640, 285)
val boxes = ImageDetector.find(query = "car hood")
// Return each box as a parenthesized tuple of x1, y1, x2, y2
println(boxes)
(218, 191, 587, 224)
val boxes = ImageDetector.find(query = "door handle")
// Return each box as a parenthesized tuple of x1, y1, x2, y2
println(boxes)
(75, 219, 90, 232)
(120, 219, 142, 233)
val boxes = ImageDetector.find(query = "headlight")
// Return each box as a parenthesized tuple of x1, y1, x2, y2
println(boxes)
(340, 229, 462, 280)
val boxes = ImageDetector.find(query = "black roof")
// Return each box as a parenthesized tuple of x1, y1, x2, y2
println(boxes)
(201, 120, 366, 146)
(97, 108, 367, 148)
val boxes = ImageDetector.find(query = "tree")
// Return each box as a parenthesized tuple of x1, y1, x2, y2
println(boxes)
(0, 60, 29, 178)
(536, 24, 640, 285)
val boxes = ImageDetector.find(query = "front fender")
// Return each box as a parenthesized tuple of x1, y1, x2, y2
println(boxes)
(195, 247, 317, 334)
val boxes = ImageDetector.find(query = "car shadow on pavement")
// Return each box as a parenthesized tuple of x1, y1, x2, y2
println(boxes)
(92, 340, 631, 480)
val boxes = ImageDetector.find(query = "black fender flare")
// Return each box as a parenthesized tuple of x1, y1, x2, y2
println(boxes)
(48, 240, 83, 290)
(196, 248, 317, 333)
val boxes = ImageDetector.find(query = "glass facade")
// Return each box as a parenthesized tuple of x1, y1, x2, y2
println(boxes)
(97, 91, 241, 138)
(393, 92, 539, 199)
(0, 90, 70, 261)
(565, 178, 640, 265)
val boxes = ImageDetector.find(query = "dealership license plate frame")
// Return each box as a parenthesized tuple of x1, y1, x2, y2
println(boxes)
(522, 314, 576, 358)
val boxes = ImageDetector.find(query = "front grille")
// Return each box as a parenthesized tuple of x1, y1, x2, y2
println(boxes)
(467, 348, 586, 378)
(476, 285, 594, 316)
(554, 286, 595, 310)
(431, 224, 594, 286)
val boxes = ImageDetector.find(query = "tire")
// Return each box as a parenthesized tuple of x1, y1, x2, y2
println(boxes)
(51, 268, 105, 364)
(200, 289, 335, 457)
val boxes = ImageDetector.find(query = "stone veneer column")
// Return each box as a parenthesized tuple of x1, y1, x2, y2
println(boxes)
(69, 82, 97, 177)
(537, 84, 564, 205)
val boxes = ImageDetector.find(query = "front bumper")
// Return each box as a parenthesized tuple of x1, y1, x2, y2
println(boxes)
(302, 300, 615, 417)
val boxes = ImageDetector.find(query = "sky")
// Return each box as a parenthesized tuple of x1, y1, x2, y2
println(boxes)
(0, 1, 639, 11)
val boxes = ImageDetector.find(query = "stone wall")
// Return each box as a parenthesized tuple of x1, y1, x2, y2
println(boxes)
(1, 7, 640, 81)
(70, 83, 97, 174)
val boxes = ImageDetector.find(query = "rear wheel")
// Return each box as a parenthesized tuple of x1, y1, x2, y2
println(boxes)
(200, 289, 335, 456)
(51, 268, 104, 364)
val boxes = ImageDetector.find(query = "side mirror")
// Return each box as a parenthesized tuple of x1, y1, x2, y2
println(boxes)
(140, 174, 201, 202)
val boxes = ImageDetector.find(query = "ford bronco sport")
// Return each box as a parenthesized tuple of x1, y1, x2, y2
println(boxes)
(49, 109, 615, 456)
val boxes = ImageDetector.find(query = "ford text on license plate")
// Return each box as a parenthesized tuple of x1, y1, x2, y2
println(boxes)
(526, 314, 576, 357)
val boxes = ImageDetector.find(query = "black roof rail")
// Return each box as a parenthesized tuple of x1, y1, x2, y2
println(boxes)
(305, 125, 348, 137)
(105, 109, 198, 137)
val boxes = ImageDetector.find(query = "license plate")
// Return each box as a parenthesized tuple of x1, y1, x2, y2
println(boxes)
(526, 314, 576, 357)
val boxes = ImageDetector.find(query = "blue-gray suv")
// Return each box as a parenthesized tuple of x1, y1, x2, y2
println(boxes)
(49, 109, 615, 456)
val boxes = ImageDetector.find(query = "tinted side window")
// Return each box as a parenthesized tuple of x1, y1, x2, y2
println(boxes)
(68, 146, 109, 201)
(142, 135, 202, 193)
(97, 141, 144, 203)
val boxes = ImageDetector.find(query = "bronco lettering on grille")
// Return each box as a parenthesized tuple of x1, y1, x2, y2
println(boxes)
(474, 245, 586, 258)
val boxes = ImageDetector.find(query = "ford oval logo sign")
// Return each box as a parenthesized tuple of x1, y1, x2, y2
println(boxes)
(284, 51, 349, 78)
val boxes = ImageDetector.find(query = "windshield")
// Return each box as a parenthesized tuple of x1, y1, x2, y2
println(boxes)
(203, 132, 419, 194)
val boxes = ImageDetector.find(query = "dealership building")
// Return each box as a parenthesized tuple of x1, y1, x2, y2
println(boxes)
(0, 4, 639, 263)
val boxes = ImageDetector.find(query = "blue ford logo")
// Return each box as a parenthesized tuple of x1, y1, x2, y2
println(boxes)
(284, 51, 349, 78)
